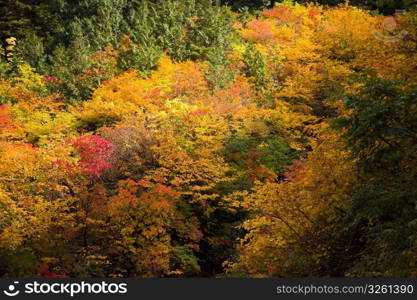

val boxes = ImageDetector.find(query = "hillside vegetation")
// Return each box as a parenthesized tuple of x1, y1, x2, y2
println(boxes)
(0, 0, 417, 277)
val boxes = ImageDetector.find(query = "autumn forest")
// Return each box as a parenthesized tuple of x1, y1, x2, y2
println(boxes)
(0, 0, 417, 278)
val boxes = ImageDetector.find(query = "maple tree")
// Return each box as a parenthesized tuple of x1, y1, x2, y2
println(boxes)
(0, 0, 416, 278)
(226, 131, 357, 276)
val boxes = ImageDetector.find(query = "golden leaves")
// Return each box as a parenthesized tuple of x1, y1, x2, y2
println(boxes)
(228, 132, 356, 276)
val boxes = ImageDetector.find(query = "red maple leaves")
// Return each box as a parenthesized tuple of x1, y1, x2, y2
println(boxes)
(0, 105, 12, 131)
(72, 135, 114, 177)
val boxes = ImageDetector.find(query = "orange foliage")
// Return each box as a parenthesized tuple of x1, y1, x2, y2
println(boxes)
(242, 19, 274, 43)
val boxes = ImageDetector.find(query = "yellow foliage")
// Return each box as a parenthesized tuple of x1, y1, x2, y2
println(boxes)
(0, 141, 77, 253)
(78, 56, 209, 126)
(228, 132, 357, 276)
(12, 64, 47, 94)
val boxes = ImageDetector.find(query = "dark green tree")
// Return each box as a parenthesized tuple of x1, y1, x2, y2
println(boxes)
(334, 76, 417, 276)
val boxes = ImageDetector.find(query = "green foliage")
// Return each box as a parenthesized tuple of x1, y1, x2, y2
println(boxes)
(14, 31, 46, 72)
(334, 76, 417, 276)
(242, 43, 271, 98)
(336, 76, 417, 173)
(221, 0, 271, 11)
(172, 246, 201, 276)
(205, 46, 236, 89)
(292, 0, 415, 14)
(124, 0, 237, 62)
(0, 251, 38, 277)
(0, 0, 239, 98)
(257, 138, 294, 173)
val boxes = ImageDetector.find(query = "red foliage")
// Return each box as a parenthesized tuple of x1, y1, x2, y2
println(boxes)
(142, 87, 166, 106)
(283, 160, 305, 182)
(42, 76, 62, 84)
(39, 264, 70, 278)
(54, 159, 74, 171)
(262, 6, 297, 23)
(308, 9, 320, 19)
(154, 183, 180, 200)
(82, 69, 106, 75)
(0, 105, 13, 132)
(262, 6, 287, 18)
(183, 110, 207, 122)
(243, 20, 274, 42)
(72, 135, 114, 177)
(188, 110, 206, 117)
(174, 216, 203, 250)
(247, 148, 274, 182)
